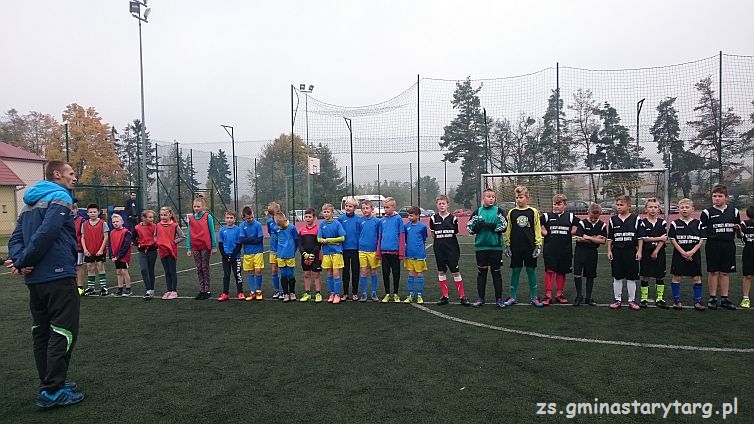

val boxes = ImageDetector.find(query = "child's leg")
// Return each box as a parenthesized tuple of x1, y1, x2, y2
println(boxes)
(280, 266, 290, 295)
(526, 267, 537, 299)
(390, 255, 401, 295)
(381, 259, 391, 295)
(708, 271, 719, 297)
(97, 261, 107, 288)
(326, 268, 335, 295)
(304, 270, 312, 291)
(510, 267, 521, 299)
(640, 276, 649, 302)
(613, 278, 624, 302)
(692, 276, 703, 303)
(719, 272, 730, 297)
(476, 266, 488, 301)
(341, 252, 352, 296)
(555, 273, 566, 298)
(222, 260, 232, 294)
(147, 250, 157, 292)
(332, 267, 342, 296)
(116, 268, 124, 288)
(655, 277, 665, 301)
(123, 267, 131, 288)
(254, 270, 263, 294)
(314, 271, 322, 292)
(417, 271, 424, 297)
(438, 271, 449, 298)
(370, 268, 378, 295)
(360, 266, 369, 296)
(270, 262, 279, 294)
(452, 272, 465, 298)
(574, 273, 583, 299)
(544, 269, 555, 299)
(407, 270, 415, 297)
(744, 275, 752, 298)
(86, 262, 95, 288)
(201, 250, 211, 293)
(671, 275, 682, 302)
(234, 258, 243, 294)
(490, 260, 503, 301)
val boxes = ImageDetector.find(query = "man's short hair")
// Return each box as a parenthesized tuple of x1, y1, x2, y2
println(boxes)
(45, 160, 69, 181)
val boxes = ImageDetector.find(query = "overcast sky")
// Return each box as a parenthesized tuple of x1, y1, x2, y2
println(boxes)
(2, 0, 752, 156)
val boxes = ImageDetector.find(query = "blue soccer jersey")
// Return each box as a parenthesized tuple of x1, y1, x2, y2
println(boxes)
(380, 213, 403, 252)
(276, 223, 299, 259)
(358, 215, 381, 252)
(318, 219, 345, 255)
(219, 225, 242, 258)
(404, 221, 428, 260)
(266, 216, 279, 253)
(239, 219, 264, 255)
(338, 212, 360, 250)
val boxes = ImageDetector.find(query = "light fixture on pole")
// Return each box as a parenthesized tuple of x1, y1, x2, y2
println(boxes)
(299, 83, 314, 207)
(130, 0, 151, 210)
(221, 124, 238, 213)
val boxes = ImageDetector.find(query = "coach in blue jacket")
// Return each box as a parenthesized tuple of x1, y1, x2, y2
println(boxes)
(6, 160, 84, 408)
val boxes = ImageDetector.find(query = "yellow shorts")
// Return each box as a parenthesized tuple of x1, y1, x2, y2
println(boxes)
(404, 258, 428, 272)
(322, 253, 344, 269)
(243, 253, 265, 271)
(276, 257, 296, 268)
(268, 252, 277, 264)
(359, 251, 381, 269)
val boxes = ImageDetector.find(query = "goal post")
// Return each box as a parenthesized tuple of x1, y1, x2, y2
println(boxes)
(481, 168, 670, 216)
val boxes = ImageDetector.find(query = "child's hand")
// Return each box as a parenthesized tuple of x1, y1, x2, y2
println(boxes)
(187, 251, 192, 257)
(635, 251, 642, 261)
(84, 250, 90, 256)
(211, 248, 217, 254)
(651, 251, 658, 259)
(97, 249, 104, 256)
(659, 235, 668, 243)
(111, 257, 117, 262)
(532, 247, 541, 258)
(504, 248, 512, 257)
(607, 250, 613, 261)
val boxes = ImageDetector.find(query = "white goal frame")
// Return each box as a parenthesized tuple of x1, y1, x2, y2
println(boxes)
(481, 168, 670, 216)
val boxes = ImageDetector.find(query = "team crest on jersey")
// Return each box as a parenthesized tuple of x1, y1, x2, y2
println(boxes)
(516, 216, 530, 228)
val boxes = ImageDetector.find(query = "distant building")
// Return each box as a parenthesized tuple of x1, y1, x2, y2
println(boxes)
(0, 159, 26, 234)
(0, 141, 46, 218)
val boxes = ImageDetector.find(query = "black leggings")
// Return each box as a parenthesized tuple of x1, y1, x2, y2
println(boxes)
(222, 257, 243, 294)
(342, 249, 360, 295)
(381, 253, 401, 294)
(161, 255, 178, 292)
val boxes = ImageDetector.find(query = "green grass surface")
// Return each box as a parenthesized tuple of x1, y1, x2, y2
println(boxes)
(1, 238, 752, 423)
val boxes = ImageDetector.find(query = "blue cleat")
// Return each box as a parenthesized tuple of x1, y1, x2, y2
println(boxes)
(36, 387, 84, 409)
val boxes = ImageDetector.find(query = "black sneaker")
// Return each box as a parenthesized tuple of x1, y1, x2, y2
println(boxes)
(83, 287, 96, 296)
(720, 298, 737, 310)
(639, 300, 648, 308)
(437, 296, 449, 305)
(707, 298, 718, 310)
(655, 299, 668, 309)
(459, 297, 471, 306)
(36, 387, 85, 409)
(115, 288, 123, 296)
(585, 298, 597, 306)
(123, 288, 132, 297)
(194, 292, 204, 300)
(201, 291, 211, 300)
(99, 288, 109, 296)
(573, 296, 583, 306)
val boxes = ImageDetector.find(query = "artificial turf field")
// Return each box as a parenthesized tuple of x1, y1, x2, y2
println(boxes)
(1, 237, 753, 423)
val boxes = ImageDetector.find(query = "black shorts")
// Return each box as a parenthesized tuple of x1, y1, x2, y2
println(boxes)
(300, 255, 322, 272)
(543, 244, 573, 274)
(640, 248, 666, 279)
(114, 260, 129, 270)
(573, 247, 598, 278)
(476, 250, 503, 270)
(84, 254, 106, 263)
(705, 239, 737, 273)
(611, 248, 639, 280)
(742, 245, 753, 276)
(670, 250, 702, 277)
(434, 246, 460, 273)
(509, 246, 537, 269)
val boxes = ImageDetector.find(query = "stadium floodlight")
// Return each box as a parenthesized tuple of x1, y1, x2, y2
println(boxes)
(129, 0, 151, 210)
(298, 83, 315, 206)
(482, 168, 670, 219)
(308, 85, 314, 92)
(299, 84, 306, 91)
(221, 125, 238, 214)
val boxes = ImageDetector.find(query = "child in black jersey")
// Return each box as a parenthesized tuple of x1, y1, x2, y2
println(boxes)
(638, 198, 668, 308)
(607, 195, 642, 310)
(700, 184, 741, 310)
(430, 195, 469, 306)
(668, 198, 706, 311)
(540, 194, 580, 305)
(738, 205, 754, 309)
(573, 203, 607, 306)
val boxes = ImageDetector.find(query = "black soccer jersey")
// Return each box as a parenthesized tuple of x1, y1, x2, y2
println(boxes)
(640, 217, 667, 253)
(429, 213, 460, 253)
(541, 212, 579, 247)
(505, 207, 542, 250)
(575, 218, 607, 250)
(740, 220, 754, 245)
(608, 213, 640, 249)
(668, 218, 703, 251)
(700, 205, 741, 241)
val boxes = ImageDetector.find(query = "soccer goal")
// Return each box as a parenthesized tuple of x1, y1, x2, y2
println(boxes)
(481, 168, 670, 216)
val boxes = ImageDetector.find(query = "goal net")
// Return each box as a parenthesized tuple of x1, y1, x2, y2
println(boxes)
(482, 168, 670, 216)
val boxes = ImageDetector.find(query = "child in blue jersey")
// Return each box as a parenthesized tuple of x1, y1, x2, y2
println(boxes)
(275, 212, 300, 302)
(318, 203, 346, 304)
(358, 200, 382, 302)
(218, 210, 244, 301)
(339, 197, 361, 301)
(266, 202, 282, 300)
(239, 206, 265, 301)
(380, 197, 404, 303)
(403, 206, 428, 304)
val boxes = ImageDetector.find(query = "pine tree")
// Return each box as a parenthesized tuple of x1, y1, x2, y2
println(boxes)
(207, 149, 233, 204)
(568, 88, 601, 200)
(438, 77, 487, 208)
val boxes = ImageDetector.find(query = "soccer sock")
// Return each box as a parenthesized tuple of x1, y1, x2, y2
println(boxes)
(693, 283, 703, 302)
(454, 275, 465, 298)
(407, 275, 415, 297)
(640, 280, 649, 301)
(334, 277, 341, 296)
(526, 267, 537, 299)
(360, 276, 367, 295)
(491, 270, 503, 300)
(656, 280, 665, 300)
(439, 275, 449, 298)
(87, 275, 95, 288)
(613, 279, 623, 301)
(627, 280, 637, 302)
(510, 267, 521, 299)
(289, 277, 296, 294)
(98, 273, 107, 288)
(586, 277, 594, 299)
(671, 281, 681, 301)
(247, 275, 254, 292)
(544, 269, 554, 296)
(272, 274, 280, 292)
(255, 274, 263, 292)
(574, 277, 583, 297)
(417, 276, 424, 296)
(555, 273, 565, 296)
(327, 275, 335, 294)
(371, 275, 378, 294)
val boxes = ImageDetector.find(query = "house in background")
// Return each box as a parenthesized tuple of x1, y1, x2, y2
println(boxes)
(0, 141, 45, 217)
(0, 159, 25, 234)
